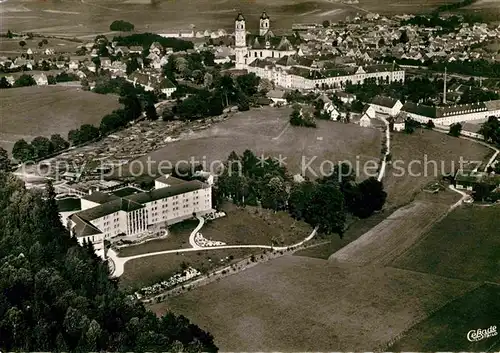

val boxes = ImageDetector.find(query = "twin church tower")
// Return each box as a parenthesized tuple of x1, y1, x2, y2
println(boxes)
(235, 12, 271, 69)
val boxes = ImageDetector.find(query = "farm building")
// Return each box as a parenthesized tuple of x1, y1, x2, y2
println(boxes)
(389, 113, 407, 132)
(370, 95, 403, 117)
(267, 89, 287, 106)
(401, 100, 500, 126)
(359, 105, 375, 127)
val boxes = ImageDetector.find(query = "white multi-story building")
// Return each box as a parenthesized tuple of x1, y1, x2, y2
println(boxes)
(67, 175, 213, 257)
(401, 100, 500, 126)
(246, 59, 405, 90)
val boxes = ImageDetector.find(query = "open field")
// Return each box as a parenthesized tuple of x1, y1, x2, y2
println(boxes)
(0, 85, 120, 153)
(389, 284, 500, 351)
(0, 0, 478, 39)
(119, 247, 261, 290)
(116, 218, 198, 257)
(329, 188, 460, 266)
(391, 204, 500, 284)
(151, 255, 477, 351)
(0, 37, 81, 55)
(202, 202, 312, 247)
(384, 130, 490, 207)
(134, 106, 382, 181)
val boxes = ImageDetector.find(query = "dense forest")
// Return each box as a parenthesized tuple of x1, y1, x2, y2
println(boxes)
(0, 171, 217, 352)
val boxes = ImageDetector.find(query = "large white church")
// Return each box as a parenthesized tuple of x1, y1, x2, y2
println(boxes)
(233, 12, 406, 90)
(235, 12, 299, 69)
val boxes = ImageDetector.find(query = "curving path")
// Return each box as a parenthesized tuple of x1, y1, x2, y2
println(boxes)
(377, 115, 391, 182)
(188, 216, 205, 249)
(108, 226, 318, 277)
(448, 184, 469, 211)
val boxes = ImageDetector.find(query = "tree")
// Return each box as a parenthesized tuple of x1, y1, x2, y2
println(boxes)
(449, 122, 462, 137)
(126, 57, 140, 75)
(0, 77, 12, 89)
(479, 116, 500, 146)
(404, 118, 419, 134)
(50, 134, 69, 152)
(110, 20, 135, 32)
(19, 40, 26, 48)
(399, 30, 409, 44)
(322, 20, 330, 28)
(288, 181, 316, 220)
(350, 177, 387, 218)
(47, 75, 57, 85)
(260, 176, 289, 211)
(12, 139, 34, 162)
(473, 182, 493, 201)
(304, 182, 345, 235)
(236, 73, 260, 97)
(145, 103, 158, 121)
(0, 147, 10, 172)
(79, 124, 100, 143)
(14, 74, 36, 88)
(426, 119, 435, 129)
(31, 136, 54, 159)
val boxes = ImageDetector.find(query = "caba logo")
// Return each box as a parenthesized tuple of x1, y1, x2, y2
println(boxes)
(467, 325, 498, 342)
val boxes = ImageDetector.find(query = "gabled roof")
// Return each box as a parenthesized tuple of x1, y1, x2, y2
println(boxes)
(402, 102, 437, 118)
(267, 89, 286, 99)
(371, 95, 400, 108)
(70, 215, 103, 237)
(159, 77, 176, 89)
(260, 11, 269, 20)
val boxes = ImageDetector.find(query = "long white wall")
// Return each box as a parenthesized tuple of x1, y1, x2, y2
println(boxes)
(406, 108, 500, 126)
(247, 66, 405, 90)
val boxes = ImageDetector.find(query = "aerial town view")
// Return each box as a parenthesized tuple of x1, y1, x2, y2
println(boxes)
(0, 0, 499, 351)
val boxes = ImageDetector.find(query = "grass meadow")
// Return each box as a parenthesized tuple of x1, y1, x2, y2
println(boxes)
(0, 85, 120, 153)
(391, 204, 500, 284)
(152, 255, 476, 351)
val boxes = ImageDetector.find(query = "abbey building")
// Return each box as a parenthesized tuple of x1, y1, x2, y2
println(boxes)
(233, 12, 405, 90)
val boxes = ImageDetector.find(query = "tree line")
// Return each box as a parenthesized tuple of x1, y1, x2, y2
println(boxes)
(0, 169, 217, 351)
(215, 150, 387, 236)
(12, 135, 69, 163)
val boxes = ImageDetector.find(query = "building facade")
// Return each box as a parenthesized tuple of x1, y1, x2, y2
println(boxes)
(402, 100, 500, 126)
(67, 175, 213, 258)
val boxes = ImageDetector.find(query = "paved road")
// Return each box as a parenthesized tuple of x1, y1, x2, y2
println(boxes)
(108, 225, 318, 277)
